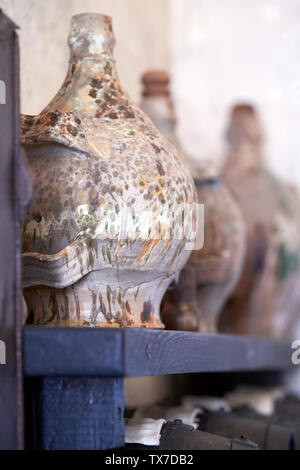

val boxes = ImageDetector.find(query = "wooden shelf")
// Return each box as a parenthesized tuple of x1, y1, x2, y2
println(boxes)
(23, 326, 292, 377)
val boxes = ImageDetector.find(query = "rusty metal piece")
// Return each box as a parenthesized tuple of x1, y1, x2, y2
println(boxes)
(220, 104, 300, 338)
(21, 14, 197, 328)
(198, 411, 294, 450)
(159, 421, 259, 450)
(141, 70, 245, 332)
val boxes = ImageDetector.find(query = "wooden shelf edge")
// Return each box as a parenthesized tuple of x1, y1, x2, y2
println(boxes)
(23, 326, 293, 377)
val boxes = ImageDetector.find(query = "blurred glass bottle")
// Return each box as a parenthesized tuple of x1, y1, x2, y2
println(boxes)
(220, 104, 300, 338)
(141, 71, 245, 332)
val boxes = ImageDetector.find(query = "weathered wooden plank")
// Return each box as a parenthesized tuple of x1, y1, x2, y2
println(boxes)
(124, 329, 291, 377)
(0, 10, 24, 450)
(24, 327, 291, 377)
(25, 377, 124, 450)
(23, 326, 124, 377)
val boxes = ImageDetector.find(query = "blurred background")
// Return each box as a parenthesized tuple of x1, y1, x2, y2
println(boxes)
(1, 0, 300, 406)
(1, 0, 300, 187)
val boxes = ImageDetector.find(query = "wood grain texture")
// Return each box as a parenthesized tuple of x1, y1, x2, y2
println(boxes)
(25, 377, 124, 450)
(24, 327, 291, 377)
(24, 326, 124, 377)
(124, 329, 291, 377)
(0, 10, 24, 450)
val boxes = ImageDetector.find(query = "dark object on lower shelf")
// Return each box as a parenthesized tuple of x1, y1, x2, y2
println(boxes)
(159, 421, 259, 450)
(125, 420, 259, 450)
(234, 395, 300, 449)
(25, 377, 124, 450)
(274, 395, 300, 427)
(198, 411, 295, 450)
(23, 327, 292, 377)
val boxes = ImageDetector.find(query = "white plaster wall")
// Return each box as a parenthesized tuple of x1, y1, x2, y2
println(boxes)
(0, 0, 171, 113)
(171, 0, 300, 190)
(2, 0, 299, 191)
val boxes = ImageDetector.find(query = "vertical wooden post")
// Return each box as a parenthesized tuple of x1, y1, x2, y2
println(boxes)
(25, 377, 124, 450)
(0, 10, 25, 450)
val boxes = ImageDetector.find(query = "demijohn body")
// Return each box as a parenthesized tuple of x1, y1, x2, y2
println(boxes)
(141, 71, 245, 332)
(220, 104, 300, 338)
(21, 14, 197, 328)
